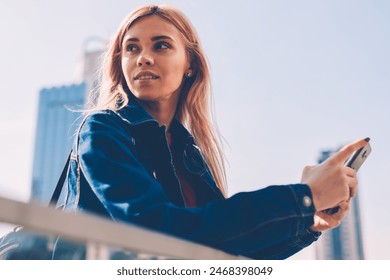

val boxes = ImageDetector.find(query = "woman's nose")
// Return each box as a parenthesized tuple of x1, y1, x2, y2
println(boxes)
(137, 53, 154, 66)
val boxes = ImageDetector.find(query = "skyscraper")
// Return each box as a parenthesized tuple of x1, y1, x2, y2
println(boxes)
(314, 150, 365, 259)
(31, 45, 104, 204)
(31, 83, 86, 204)
(80, 38, 106, 107)
(81, 48, 104, 107)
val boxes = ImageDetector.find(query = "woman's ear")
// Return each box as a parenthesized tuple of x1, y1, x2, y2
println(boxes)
(185, 69, 193, 78)
(188, 55, 197, 76)
(187, 63, 197, 78)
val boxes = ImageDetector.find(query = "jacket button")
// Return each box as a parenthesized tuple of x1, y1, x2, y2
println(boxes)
(303, 196, 312, 208)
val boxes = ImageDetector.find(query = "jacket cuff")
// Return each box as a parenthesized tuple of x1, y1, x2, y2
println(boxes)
(296, 228, 322, 247)
(287, 184, 317, 234)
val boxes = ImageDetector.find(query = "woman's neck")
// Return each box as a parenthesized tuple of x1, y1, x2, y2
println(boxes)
(138, 98, 178, 133)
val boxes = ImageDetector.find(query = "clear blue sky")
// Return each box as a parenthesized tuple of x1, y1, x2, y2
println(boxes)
(0, 0, 389, 259)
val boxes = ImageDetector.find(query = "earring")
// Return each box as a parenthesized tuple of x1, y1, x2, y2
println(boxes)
(186, 71, 192, 78)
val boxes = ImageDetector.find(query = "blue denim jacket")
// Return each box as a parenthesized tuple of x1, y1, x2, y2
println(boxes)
(55, 100, 320, 259)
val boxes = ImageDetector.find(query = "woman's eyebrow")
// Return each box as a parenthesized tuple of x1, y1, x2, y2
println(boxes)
(123, 36, 139, 43)
(151, 35, 174, 42)
(123, 35, 175, 43)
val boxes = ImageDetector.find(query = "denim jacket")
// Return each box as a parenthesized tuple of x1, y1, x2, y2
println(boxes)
(55, 100, 320, 259)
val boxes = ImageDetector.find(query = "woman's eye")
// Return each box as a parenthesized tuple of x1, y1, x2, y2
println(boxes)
(155, 42, 170, 50)
(126, 44, 139, 52)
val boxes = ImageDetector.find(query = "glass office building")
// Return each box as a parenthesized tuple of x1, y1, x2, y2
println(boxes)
(31, 83, 85, 204)
(31, 45, 103, 204)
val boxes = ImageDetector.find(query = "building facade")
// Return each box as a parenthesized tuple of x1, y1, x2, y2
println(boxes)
(31, 83, 86, 204)
(31, 45, 104, 204)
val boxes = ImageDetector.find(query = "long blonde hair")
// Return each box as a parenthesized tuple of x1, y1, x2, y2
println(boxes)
(91, 5, 227, 196)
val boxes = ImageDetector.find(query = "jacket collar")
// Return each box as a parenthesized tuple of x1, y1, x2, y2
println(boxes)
(115, 97, 224, 200)
(115, 97, 158, 126)
(115, 97, 195, 146)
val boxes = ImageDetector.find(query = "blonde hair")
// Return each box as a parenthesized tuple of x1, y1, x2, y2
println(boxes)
(90, 5, 227, 196)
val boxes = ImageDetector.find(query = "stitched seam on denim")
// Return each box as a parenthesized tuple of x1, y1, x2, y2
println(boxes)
(266, 234, 313, 258)
(214, 214, 302, 245)
(114, 106, 155, 126)
(287, 185, 303, 236)
(110, 110, 153, 159)
(245, 238, 298, 259)
(268, 242, 297, 258)
(73, 115, 91, 210)
(244, 230, 316, 258)
(215, 186, 313, 245)
(111, 110, 158, 127)
(290, 236, 307, 248)
(75, 111, 134, 221)
(60, 162, 71, 211)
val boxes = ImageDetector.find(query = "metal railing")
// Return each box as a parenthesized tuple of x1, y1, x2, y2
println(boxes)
(0, 196, 247, 260)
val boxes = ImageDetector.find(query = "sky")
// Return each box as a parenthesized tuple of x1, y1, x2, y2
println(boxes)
(0, 0, 389, 259)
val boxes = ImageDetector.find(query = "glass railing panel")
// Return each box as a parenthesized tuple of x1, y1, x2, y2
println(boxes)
(1, 222, 173, 260)
(0, 223, 85, 260)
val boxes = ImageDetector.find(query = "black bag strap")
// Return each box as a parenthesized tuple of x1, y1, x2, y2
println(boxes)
(49, 150, 72, 206)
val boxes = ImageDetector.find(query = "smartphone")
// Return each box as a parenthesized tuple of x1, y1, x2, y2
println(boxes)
(322, 140, 372, 214)
(345, 141, 372, 171)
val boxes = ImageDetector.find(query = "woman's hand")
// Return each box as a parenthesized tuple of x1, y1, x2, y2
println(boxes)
(310, 201, 350, 232)
(301, 138, 369, 211)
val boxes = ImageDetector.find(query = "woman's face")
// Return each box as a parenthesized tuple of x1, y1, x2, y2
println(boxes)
(121, 15, 190, 104)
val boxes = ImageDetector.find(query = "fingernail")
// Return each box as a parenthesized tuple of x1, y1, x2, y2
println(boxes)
(365, 137, 370, 142)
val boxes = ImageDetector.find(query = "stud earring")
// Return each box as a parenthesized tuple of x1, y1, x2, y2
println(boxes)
(186, 71, 192, 77)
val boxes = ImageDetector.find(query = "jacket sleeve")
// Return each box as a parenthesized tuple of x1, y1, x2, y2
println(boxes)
(77, 112, 320, 259)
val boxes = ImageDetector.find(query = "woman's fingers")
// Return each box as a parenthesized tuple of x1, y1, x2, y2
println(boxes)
(334, 201, 351, 219)
(343, 166, 358, 198)
(339, 201, 350, 211)
(328, 138, 369, 165)
(301, 138, 367, 211)
(347, 175, 358, 198)
(345, 165, 357, 177)
(327, 201, 351, 227)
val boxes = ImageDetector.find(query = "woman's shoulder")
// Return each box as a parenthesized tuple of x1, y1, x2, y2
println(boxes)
(83, 108, 117, 120)
(79, 109, 130, 133)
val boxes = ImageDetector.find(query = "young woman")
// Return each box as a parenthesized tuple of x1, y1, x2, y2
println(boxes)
(54, 5, 368, 259)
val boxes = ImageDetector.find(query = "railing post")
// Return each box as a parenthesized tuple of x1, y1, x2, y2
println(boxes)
(86, 242, 109, 260)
